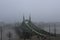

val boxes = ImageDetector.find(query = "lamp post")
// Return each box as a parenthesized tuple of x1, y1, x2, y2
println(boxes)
(7, 32, 12, 40)
(49, 24, 51, 40)
(0, 27, 2, 40)
(54, 24, 56, 40)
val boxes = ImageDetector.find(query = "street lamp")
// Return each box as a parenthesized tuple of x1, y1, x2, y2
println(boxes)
(54, 24, 56, 40)
(49, 24, 51, 40)
(0, 27, 2, 40)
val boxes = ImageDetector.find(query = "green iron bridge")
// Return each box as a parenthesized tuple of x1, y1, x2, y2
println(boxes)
(15, 16, 55, 40)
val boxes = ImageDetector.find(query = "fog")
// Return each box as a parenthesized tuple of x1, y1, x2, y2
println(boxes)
(0, 0, 60, 23)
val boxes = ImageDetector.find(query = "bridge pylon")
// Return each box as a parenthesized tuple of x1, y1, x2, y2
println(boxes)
(23, 15, 25, 22)
(29, 14, 31, 23)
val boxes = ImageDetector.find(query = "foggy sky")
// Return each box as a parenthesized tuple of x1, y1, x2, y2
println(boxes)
(0, 0, 60, 23)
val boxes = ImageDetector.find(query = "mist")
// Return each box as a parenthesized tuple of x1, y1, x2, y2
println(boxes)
(0, 0, 60, 23)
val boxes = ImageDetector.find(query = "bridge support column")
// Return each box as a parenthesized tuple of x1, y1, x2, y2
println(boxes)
(37, 35, 41, 40)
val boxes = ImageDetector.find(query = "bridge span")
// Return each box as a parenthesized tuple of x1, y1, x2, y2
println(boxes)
(15, 16, 56, 40)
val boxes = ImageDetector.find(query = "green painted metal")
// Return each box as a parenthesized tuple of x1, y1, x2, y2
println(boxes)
(25, 23, 45, 36)
(28, 22, 49, 35)
(20, 20, 55, 37)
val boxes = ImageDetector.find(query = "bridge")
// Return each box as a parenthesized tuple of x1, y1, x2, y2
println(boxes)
(15, 16, 56, 40)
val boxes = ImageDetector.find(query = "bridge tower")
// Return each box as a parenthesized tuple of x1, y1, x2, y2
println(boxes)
(29, 15, 31, 23)
(23, 15, 25, 22)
